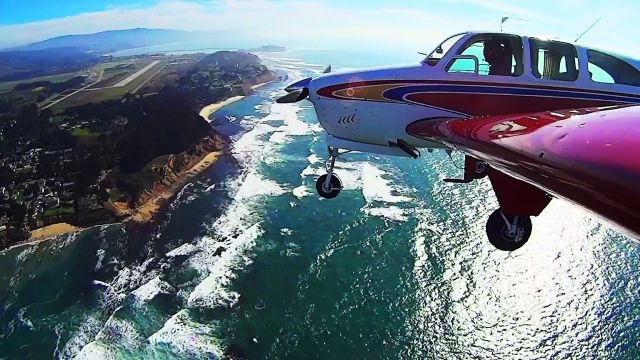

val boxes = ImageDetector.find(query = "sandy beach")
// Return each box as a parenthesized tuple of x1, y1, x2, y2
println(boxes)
(199, 96, 245, 122)
(130, 150, 223, 223)
(250, 80, 275, 90)
(16, 82, 261, 244)
(198, 80, 275, 122)
(30, 223, 80, 240)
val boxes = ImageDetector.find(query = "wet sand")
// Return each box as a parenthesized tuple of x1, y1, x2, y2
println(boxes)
(30, 223, 81, 240)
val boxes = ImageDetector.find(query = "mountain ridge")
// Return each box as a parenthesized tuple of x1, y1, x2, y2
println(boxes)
(4, 28, 202, 53)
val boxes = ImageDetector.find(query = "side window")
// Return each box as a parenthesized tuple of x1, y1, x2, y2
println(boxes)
(588, 62, 615, 84)
(426, 34, 465, 66)
(530, 39, 578, 81)
(587, 50, 640, 87)
(446, 35, 523, 76)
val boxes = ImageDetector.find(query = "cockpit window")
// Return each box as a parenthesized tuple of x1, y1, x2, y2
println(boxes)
(530, 39, 578, 81)
(424, 33, 465, 66)
(445, 34, 523, 76)
(588, 49, 640, 87)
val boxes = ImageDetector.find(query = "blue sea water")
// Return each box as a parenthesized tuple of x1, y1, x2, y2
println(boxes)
(1, 49, 640, 359)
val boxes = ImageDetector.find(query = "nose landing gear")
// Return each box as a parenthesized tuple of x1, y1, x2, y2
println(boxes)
(316, 147, 343, 199)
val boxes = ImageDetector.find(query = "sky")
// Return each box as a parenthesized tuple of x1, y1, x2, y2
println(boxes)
(1, 0, 640, 56)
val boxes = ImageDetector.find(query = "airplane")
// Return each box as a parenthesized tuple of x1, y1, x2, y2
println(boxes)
(276, 31, 640, 251)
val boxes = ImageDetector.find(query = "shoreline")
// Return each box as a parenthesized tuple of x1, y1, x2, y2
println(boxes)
(250, 80, 275, 90)
(11, 149, 224, 250)
(29, 223, 81, 241)
(198, 79, 275, 122)
(199, 96, 245, 123)
(128, 150, 223, 223)
(9, 77, 276, 248)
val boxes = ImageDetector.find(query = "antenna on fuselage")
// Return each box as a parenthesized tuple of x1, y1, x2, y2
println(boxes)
(500, 17, 527, 31)
(574, 17, 603, 42)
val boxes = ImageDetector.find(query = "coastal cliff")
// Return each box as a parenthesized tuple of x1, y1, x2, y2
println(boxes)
(0, 50, 277, 248)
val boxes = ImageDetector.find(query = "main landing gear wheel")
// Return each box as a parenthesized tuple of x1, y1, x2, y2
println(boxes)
(316, 174, 342, 199)
(485, 209, 532, 251)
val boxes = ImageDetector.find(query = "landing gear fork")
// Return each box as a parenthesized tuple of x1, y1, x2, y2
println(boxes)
(316, 147, 343, 199)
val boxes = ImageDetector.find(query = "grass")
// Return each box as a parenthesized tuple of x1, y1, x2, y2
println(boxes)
(70, 127, 97, 137)
(0, 72, 79, 92)
(105, 63, 135, 72)
(109, 188, 128, 202)
(50, 115, 65, 124)
(50, 60, 165, 110)
(43, 206, 75, 217)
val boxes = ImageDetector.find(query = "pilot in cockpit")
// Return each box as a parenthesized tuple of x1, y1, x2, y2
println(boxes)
(483, 39, 510, 76)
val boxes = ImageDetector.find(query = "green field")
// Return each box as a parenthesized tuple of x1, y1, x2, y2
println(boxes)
(104, 63, 135, 72)
(70, 127, 97, 137)
(43, 206, 75, 217)
(50, 60, 164, 110)
(0, 72, 79, 92)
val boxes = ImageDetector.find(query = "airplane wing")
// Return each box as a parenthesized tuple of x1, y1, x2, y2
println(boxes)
(406, 105, 640, 245)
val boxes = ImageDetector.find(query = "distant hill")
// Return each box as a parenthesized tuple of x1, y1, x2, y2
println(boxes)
(0, 28, 204, 82)
(0, 47, 99, 82)
(240, 45, 287, 53)
(199, 51, 262, 67)
(8, 28, 195, 53)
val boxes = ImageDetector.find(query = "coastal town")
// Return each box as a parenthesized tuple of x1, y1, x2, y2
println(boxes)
(0, 50, 277, 249)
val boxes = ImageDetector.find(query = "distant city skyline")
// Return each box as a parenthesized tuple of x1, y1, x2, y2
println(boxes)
(2, 0, 640, 56)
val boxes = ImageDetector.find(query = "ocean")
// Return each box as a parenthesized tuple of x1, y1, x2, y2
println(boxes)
(1, 49, 640, 359)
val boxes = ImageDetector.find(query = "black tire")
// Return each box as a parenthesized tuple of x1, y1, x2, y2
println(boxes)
(316, 174, 342, 199)
(485, 209, 532, 251)
(474, 161, 488, 179)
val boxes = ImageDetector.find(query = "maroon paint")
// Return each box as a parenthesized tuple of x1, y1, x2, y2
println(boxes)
(407, 105, 640, 240)
(316, 79, 640, 102)
(487, 167, 551, 216)
(404, 92, 614, 116)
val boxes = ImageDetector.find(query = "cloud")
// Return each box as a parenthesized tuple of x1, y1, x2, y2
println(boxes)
(441, 0, 547, 20)
(0, 0, 491, 51)
(0, 0, 639, 56)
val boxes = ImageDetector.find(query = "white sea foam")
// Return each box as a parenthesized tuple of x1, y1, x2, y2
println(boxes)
(61, 316, 113, 360)
(307, 153, 321, 164)
(310, 123, 324, 133)
(363, 206, 409, 222)
(16, 307, 34, 331)
(231, 122, 278, 165)
(110, 257, 160, 294)
(361, 163, 411, 204)
(148, 309, 223, 358)
(269, 131, 289, 144)
(166, 243, 199, 257)
(77, 311, 146, 359)
(131, 276, 175, 305)
(234, 170, 287, 201)
(205, 184, 216, 192)
(187, 223, 263, 309)
(301, 164, 324, 178)
(73, 342, 117, 360)
(145, 62, 316, 355)
(292, 185, 311, 198)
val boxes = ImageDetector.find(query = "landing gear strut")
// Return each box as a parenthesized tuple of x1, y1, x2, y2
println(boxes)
(485, 209, 532, 251)
(316, 147, 343, 199)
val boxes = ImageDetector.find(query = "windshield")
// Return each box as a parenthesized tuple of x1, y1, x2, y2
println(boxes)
(424, 33, 466, 66)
